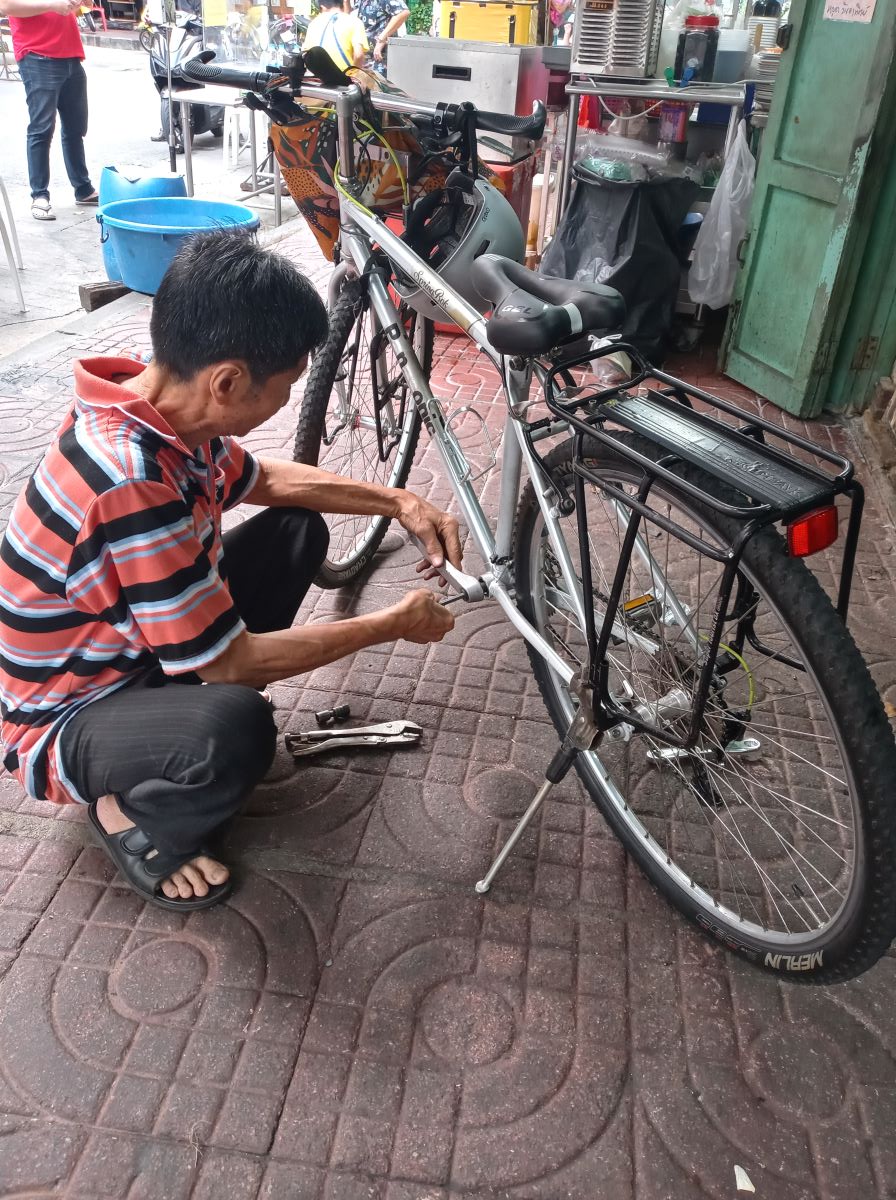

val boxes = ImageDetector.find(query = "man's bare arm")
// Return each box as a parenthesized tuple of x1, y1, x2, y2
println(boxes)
(244, 457, 401, 519)
(243, 456, 463, 569)
(373, 7, 408, 58)
(197, 589, 451, 687)
(0, 0, 79, 16)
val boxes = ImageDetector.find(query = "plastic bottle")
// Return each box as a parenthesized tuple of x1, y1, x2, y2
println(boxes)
(674, 14, 720, 82)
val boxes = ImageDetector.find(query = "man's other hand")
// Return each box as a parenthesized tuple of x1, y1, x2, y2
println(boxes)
(390, 589, 454, 644)
(395, 493, 462, 582)
(55, 0, 81, 13)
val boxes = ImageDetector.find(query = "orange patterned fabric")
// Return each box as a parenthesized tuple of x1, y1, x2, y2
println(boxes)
(268, 67, 503, 261)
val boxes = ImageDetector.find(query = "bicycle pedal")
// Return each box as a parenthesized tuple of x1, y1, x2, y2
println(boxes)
(622, 593, 663, 630)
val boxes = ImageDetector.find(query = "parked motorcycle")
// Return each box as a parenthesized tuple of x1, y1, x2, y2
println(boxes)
(268, 12, 308, 61)
(146, 6, 224, 149)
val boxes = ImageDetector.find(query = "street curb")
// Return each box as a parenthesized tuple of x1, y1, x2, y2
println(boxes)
(0, 213, 303, 374)
(81, 32, 142, 51)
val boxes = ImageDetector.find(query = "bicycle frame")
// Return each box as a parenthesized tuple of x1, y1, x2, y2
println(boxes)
(311, 78, 861, 756)
(336, 222, 579, 687)
(316, 82, 693, 696)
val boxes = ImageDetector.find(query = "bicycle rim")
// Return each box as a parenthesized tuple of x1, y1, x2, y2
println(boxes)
(516, 438, 882, 964)
(315, 300, 427, 575)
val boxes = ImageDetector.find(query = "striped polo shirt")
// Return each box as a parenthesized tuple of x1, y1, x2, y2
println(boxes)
(0, 357, 259, 806)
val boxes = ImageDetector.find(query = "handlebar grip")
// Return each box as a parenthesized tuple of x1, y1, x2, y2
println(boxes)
(476, 102, 547, 141)
(180, 55, 270, 92)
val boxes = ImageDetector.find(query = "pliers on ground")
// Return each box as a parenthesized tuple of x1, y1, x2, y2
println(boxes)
(285, 720, 423, 757)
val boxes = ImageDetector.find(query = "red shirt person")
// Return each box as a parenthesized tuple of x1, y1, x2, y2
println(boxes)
(0, 0, 97, 219)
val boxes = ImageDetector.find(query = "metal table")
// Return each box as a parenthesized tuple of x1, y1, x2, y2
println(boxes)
(558, 77, 747, 217)
(161, 84, 283, 227)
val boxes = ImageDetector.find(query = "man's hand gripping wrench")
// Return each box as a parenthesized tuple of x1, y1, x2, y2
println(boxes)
(410, 535, 487, 604)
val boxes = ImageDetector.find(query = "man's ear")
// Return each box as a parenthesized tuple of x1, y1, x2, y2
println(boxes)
(206, 361, 252, 410)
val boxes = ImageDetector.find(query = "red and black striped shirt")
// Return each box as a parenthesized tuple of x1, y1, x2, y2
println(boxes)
(0, 357, 259, 805)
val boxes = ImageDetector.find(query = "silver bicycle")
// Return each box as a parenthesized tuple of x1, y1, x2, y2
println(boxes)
(183, 51, 896, 983)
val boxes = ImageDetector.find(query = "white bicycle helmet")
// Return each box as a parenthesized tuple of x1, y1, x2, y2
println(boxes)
(394, 177, 525, 321)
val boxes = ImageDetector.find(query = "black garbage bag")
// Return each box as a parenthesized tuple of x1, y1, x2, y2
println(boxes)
(540, 163, 699, 362)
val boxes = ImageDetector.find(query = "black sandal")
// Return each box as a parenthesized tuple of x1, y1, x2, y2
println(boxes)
(87, 802, 232, 911)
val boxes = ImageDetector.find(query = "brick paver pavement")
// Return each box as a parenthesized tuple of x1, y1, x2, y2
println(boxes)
(1, 218, 895, 1200)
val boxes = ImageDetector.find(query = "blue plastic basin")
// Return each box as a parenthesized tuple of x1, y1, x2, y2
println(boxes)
(97, 168, 188, 284)
(98, 197, 261, 295)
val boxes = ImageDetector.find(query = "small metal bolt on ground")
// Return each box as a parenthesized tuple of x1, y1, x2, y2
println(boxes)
(316, 704, 351, 727)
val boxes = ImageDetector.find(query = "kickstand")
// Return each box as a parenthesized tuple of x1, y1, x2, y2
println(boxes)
(475, 741, 578, 894)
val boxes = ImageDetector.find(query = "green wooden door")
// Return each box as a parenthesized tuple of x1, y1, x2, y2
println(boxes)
(823, 110, 896, 413)
(721, 0, 896, 417)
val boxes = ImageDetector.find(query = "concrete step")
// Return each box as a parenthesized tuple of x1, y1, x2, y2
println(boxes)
(81, 28, 142, 51)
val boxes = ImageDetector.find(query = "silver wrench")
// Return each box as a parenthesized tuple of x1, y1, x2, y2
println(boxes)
(285, 720, 423, 757)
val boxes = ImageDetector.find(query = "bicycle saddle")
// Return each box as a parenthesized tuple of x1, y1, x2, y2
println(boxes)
(471, 254, 625, 356)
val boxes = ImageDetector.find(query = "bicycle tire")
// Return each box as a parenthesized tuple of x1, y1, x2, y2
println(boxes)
(138, 27, 153, 51)
(294, 278, 431, 588)
(514, 433, 896, 983)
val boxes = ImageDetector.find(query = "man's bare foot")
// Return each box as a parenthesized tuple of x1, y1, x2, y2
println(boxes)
(94, 794, 229, 901)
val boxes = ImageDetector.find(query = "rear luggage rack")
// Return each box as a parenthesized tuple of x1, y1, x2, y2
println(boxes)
(539, 342, 863, 622)
(599, 390, 837, 519)
(527, 341, 865, 749)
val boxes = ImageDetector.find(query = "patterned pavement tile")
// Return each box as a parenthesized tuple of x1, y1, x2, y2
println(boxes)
(0, 217, 895, 1197)
(273, 877, 631, 1197)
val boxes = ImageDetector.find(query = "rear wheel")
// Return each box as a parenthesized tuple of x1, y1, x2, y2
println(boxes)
(295, 278, 431, 587)
(514, 434, 896, 982)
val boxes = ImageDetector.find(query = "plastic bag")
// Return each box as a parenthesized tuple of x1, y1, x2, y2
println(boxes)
(540, 166, 699, 361)
(688, 120, 756, 309)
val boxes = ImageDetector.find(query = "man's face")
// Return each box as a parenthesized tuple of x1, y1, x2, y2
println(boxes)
(230, 357, 309, 435)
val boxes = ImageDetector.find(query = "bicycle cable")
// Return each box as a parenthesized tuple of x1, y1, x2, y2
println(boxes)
(356, 119, 409, 205)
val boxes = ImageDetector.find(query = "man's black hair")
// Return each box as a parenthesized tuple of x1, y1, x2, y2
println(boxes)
(317, 0, 343, 8)
(150, 231, 329, 383)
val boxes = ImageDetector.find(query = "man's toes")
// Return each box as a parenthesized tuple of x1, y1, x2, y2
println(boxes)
(167, 870, 194, 900)
(194, 856, 229, 885)
(160, 878, 181, 900)
(180, 863, 209, 897)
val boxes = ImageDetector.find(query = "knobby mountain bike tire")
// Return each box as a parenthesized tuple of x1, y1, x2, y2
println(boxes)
(294, 278, 432, 588)
(514, 433, 896, 983)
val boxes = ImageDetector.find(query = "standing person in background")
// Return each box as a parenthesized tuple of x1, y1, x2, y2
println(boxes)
(302, 0, 368, 71)
(355, 0, 408, 75)
(0, 0, 98, 220)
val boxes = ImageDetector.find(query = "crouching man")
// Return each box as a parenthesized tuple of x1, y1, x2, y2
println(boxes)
(0, 231, 458, 910)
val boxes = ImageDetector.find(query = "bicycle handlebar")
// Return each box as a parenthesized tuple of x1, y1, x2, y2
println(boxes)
(179, 54, 546, 141)
(475, 106, 546, 140)
(180, 57, 275, 92)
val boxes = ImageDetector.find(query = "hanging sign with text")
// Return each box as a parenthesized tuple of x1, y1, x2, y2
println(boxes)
(824, 0, 876, 22)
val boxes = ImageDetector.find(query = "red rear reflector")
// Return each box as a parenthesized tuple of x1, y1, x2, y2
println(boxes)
(787, 506, 838, 557)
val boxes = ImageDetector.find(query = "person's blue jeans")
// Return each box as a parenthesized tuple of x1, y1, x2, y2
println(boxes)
(17, 53, 93, 202)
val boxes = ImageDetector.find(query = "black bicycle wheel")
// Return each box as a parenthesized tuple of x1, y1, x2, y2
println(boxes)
(294, 278, 431, 587)
(514, 433, 896, 983)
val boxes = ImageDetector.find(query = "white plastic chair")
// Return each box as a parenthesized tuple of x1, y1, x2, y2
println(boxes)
(0, 176, 26, 314)
(223, 106, 249, 171)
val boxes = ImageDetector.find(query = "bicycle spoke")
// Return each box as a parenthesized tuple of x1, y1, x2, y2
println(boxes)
(310, 301, 424, 570)
(525, 449, 860, 945)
